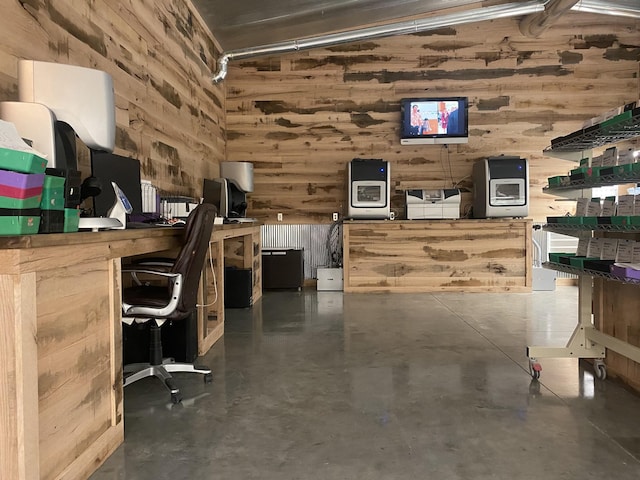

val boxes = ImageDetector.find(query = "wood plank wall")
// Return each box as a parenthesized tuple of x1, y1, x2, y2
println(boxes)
(0, 0, 224, 199)
(225, 12, 640, 224)
(343, 219, 532, 292)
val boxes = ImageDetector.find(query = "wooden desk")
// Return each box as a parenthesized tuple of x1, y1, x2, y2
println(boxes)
(0, 223, 261, 480)
(343, 219, 532, 292)
(197, 224, 262, 355)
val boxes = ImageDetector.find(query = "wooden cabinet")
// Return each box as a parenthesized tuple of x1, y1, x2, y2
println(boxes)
(0, 223, 262, 480)
(343, 219, 532, 293)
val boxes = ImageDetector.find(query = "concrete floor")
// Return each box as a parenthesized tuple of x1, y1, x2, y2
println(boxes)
(91, 287, 640, 479)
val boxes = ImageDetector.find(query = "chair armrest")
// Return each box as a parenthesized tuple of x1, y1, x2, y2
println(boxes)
(123, 264, 175, 286)
(122, 267, 177, 276)
(122, 268, 180, 277)
(127, 257, 175, 268)
(122, 272, 183, 318)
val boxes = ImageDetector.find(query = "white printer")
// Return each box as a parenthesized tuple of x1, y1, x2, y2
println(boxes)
(405, 189, 461, 220)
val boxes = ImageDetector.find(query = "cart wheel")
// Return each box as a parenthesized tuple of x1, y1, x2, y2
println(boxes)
(594, 361, 607, 381)
(529, 359, 542, 380)
(171, 392, 183, 404)
(204, 372, 213, 384)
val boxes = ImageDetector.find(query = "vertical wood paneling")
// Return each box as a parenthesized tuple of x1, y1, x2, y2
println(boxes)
(37, 261, 113, 480)
(226, 13, 640, 224)
(0, 0, 225, 198)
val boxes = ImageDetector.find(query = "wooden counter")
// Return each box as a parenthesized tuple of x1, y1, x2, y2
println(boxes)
(197, 224, 262, 355)
(343, 219, 532, 293)
(0, 223, 260, 480)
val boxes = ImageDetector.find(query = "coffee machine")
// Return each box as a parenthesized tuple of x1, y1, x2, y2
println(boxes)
(218, 161, 254, 220)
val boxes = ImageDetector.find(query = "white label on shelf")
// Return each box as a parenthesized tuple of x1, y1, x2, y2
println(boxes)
(616, 239, 635, 263)
(617, 195, 635, 216)
(586, 198, 602, 216)
(576, 238, 590, 257)
(575, 198, 590, 216)
(601, 238, 618, 260)
(602, 146, 618, 167)
(601, 198, 616, 217)
(633, 243, 640, 264)
(587, 238, 605, 258)
(618, 149, 635, 165)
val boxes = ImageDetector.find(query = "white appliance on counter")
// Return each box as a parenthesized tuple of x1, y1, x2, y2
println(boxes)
(405, 189, 461, 219)
(472, 156, 529, 218)
(346, 158, 391, 219)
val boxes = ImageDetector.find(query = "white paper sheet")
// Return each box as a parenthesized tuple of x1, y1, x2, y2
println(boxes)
(0, 119, 47, 158)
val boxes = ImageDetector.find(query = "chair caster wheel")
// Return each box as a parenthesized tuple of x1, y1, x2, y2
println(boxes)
(594, 360, 607, 380)
(204, 373, 213, 384)
(171, 392, 183, 404)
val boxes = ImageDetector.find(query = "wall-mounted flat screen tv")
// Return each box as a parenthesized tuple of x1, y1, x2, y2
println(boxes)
(400, 97, 469, 145)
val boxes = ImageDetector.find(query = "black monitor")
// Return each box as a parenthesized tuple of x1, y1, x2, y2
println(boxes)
(91, 152, 143, 218)
(202, 178, 222, 214)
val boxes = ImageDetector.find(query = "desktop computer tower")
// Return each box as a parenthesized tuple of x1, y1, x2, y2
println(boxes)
(224, 266, 253, 308)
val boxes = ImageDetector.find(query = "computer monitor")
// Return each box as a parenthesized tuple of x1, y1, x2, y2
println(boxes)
(202, 178, 223, 215)
(91, 152, 143, 218)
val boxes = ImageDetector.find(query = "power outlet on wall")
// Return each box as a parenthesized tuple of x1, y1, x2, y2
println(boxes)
(332, 212, 339, 221)
(277, 213, 283, 222)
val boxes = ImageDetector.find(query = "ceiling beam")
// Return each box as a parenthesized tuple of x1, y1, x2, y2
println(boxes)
(519, 0, 580, 37)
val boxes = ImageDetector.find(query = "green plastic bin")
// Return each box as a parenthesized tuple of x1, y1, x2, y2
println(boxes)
(0, 215, 40, 235)
(64, 208, 80, 232)
(0, 148, 47, 174)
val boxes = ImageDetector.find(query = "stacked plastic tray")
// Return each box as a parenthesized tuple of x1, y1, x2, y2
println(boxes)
(0, 147, 48, 235)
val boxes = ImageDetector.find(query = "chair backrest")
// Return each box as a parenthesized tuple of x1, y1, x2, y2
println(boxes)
(170, 203, 216, 317)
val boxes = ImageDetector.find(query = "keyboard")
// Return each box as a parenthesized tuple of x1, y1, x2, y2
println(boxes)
(126, 221, 162, 229)
(224, 218, 257, 224)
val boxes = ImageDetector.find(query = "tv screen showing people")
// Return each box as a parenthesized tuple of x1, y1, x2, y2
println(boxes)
(400, 97, 468, 144)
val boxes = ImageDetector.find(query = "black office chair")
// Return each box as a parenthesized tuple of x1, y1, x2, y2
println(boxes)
(121, 203, 216, 403)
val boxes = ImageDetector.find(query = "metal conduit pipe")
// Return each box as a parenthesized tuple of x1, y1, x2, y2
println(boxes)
(210, 0, 640, 83)
(571, 0, 640, 18)
(211, 0, 546, 83)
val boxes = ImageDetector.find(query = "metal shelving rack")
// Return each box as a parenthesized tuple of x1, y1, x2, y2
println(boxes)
(527, 108, 640, 381)
(543, 223, 640, 234)
(542, 261, 640, 286)
(542, 172, 640, 193)
(543, 107, 640, 153)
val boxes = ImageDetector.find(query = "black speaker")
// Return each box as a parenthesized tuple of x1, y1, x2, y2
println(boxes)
(224, 267, 253, 308)
(123, 310, 198, 364)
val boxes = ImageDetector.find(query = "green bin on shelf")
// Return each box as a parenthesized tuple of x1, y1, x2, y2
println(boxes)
(600, 110, 632, 129)
(548, 175, 569, 187)
(611, 216, 638, 226)
(548, 253, 575, 264)
(569, 257, 600, 269)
